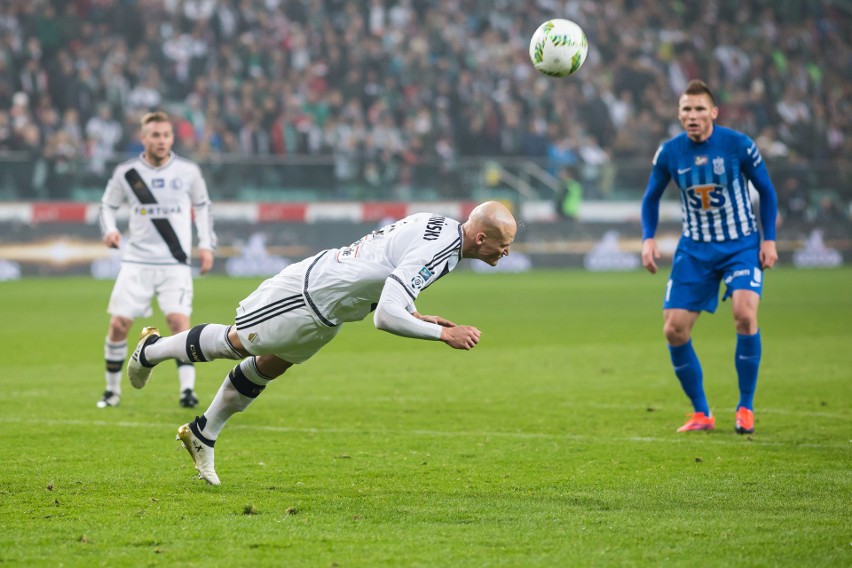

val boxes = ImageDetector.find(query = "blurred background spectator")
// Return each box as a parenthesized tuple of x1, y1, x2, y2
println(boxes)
(0, 0, 847, 219)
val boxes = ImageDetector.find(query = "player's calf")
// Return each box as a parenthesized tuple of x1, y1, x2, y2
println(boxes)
(143, 324, 243, 366)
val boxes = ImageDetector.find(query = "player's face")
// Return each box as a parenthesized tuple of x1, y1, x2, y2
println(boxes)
(478, 228, 516, 266)
(141, 120, 174, 164)
(678, 93, 718, 142)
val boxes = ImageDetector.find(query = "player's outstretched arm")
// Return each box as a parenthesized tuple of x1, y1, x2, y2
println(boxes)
(413, 312, 457, 328)
(641, 238, 660, 274)
(440, 325, 481, 350)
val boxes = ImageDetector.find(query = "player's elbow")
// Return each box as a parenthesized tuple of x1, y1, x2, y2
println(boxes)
(373, 306, 392, 333)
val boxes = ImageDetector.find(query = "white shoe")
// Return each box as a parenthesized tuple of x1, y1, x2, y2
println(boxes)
(96, 390, 120, 408)
(127, 327, 160, 389)
(177, 423, 220, 486)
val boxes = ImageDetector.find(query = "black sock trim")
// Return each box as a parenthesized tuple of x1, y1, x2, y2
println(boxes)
(228, 364, 266, 398)
(106, 359, 124, 373)
(138, 336, 159, 368)
(189, 416, 215, 447)
(186, 324, 208, 363)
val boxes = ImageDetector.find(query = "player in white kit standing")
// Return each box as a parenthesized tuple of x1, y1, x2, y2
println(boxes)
(127, 201, 517, 485)
(97, 111, 216, 409)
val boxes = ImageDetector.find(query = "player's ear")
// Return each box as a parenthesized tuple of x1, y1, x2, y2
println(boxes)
(711, 106, 719, 120)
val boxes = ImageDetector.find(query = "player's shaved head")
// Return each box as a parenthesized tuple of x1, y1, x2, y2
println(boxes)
(468, 201, 517, 236)
(462, 201, 517, 266)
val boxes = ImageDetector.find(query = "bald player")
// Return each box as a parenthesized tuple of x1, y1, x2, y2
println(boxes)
(127, 201, 518, 485)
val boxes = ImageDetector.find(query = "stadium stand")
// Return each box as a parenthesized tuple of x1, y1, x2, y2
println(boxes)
(0, 0, 848, 228)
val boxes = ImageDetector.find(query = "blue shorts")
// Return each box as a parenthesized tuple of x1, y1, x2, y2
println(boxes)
(664, 235, 763, 313)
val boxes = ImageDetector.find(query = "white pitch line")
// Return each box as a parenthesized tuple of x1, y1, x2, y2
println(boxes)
(1, 417, 849, 450)
(271, 396, 850, 419)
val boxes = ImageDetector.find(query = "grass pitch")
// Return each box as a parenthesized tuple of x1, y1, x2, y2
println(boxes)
(0, 268, 849, 566)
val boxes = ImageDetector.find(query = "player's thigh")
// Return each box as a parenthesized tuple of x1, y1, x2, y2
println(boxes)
(108, 264, 156, 319)
(154, 266, 193, 317)
(720, 245, 763, 302)
(237, 308, 340, 364)
(234, 273, 340, 364)
(664, 248, 721, 313)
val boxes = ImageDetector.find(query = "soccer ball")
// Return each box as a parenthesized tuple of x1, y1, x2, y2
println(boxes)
(529, 19, 588, 77)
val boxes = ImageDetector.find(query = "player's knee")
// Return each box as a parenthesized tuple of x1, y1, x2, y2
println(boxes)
(663, 321, 689, 345)
(166, 314, 190, 334)
(226, 326, 250, 357)
(109, 316, 132, 339)
(733, 313, 758, 335)
(255, 355, 292, 379)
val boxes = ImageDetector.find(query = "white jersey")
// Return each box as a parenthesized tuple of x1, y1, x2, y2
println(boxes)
(301, 212, 462, 326)
(98, 153, 216, 266)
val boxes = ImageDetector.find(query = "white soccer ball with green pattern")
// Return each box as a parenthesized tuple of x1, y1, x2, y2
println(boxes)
(529, 19, 588, 77)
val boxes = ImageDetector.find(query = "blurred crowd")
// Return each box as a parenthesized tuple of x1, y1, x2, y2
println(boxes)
(0, 0, 849, 213)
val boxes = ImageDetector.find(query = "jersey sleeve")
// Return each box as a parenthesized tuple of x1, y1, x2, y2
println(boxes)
(641, 143, 672, 240)
(373, 221, 461, 338)
(739, 135, 778, 241)
(386, 226, 461, 303)
(373, 282, 443, 340)
(98, 167, 125, 236)
(189, 163, 217, 250)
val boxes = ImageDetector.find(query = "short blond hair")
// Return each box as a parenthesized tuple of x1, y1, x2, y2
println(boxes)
(140, 110, 170, 127)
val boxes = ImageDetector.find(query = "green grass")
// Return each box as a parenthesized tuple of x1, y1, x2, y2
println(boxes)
(0, 268, 850, 567)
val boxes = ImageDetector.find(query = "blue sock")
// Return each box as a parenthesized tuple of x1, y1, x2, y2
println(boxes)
(669, 340, 710, 415)
(735, 331, 761, 410)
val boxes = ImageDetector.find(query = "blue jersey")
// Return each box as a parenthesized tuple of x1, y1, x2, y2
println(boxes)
(641, 125, 777, 243)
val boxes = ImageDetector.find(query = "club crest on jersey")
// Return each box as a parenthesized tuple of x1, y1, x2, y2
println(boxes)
(152, 178, 165, 188)
(713, 157, 725, 175)
(694, 156, 708, 166)
(171, 178, 183, 189)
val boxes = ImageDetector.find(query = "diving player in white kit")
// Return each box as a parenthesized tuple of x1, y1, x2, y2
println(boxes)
(127, 201, 516, 485)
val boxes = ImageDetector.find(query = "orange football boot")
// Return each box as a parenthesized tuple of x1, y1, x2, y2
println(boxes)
(676, 412, 715, 432)
(735, 407, 755, 434)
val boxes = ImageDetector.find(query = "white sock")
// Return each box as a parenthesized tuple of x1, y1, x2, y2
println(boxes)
(146, 324, 240, 365)
(177, 362, 195, 392)
(104, 337, 127, 394)
(198, 357, 274, 441)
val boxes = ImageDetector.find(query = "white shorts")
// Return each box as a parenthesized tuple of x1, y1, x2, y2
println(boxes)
(234, 265, 340, 364)
(107, 263, 193, 319)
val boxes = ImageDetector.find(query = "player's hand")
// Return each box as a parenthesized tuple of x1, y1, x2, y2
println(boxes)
(760, 240, 778, 270)
(441, 325, 481, 350)
(641, 238, 660, 274)
(103, 231, 121, 249)
(198, 249, 214, 274)
(417, 313, 457, 328)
